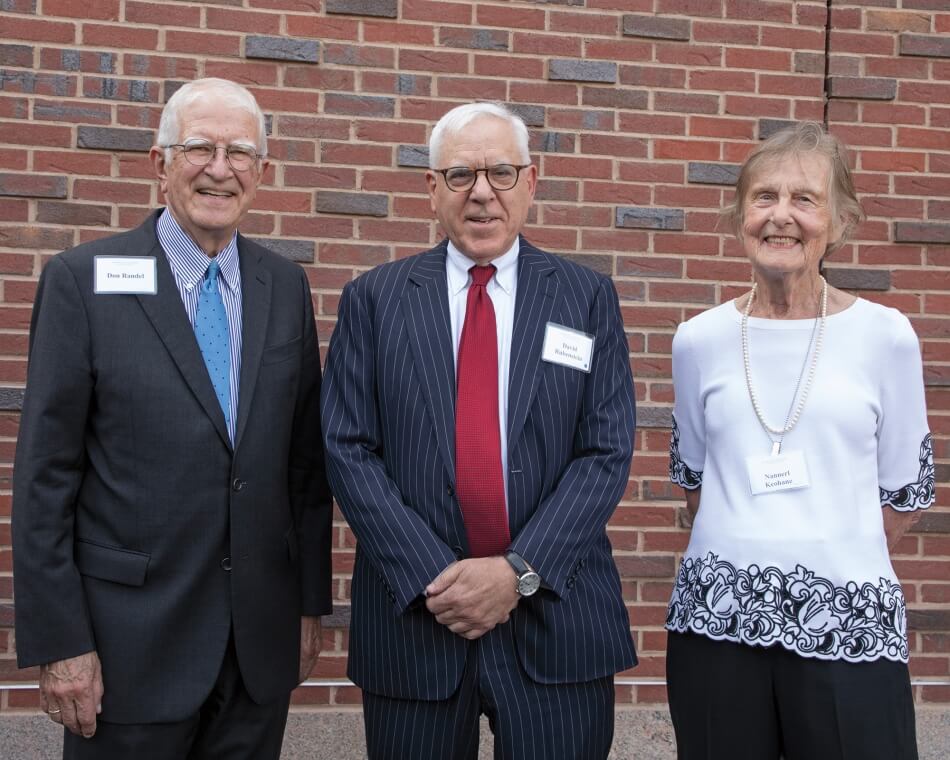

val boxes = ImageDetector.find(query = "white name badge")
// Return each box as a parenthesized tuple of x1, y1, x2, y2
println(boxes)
(747, 450, 810, 495)
(541, 322, 594, 373)
(94, 256, 157, 295)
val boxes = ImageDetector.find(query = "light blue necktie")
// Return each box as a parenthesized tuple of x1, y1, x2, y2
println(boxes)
(195, 259, 231, 428)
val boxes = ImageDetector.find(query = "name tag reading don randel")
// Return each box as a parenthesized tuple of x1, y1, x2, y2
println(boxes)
(94, 256, 158, 295)
(541, 322, 594, 373)
(746, 450, 810, 496)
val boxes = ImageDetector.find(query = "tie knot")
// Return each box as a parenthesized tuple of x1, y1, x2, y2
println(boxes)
(206, 259, 220, 281)
(469, 265, 495, 288)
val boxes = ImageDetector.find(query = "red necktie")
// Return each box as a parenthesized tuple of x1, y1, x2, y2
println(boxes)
(455, 265, 510, 558)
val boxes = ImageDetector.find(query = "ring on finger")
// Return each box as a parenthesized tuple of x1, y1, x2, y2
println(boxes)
(48, 707, 62, 715)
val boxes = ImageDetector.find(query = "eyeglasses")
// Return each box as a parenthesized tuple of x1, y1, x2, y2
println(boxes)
(434, 164, 531, 192)
(164, 140, 264, 172)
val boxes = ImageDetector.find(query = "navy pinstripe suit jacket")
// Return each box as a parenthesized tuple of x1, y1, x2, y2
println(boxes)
(321, 238, 637, 700)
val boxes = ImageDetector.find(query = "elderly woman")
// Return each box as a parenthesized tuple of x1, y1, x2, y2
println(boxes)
(666, 121, 933, 760)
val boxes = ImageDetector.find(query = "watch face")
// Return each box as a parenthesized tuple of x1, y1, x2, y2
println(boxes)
(518, 571, 541, 597)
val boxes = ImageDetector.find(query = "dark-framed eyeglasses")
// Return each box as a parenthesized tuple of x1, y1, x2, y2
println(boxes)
(434, 164, 531, 192)
(164, 140, 264, 172)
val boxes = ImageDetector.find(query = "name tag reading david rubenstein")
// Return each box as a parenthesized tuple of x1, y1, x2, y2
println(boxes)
(94, 256, 158, 295)
(541, 322, 594, 373)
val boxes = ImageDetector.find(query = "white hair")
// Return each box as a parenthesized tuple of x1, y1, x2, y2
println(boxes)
(428, 102, 530, 168)
(157, 78, 267, 160)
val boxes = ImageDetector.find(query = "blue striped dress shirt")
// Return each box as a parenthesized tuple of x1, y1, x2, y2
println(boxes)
(156, 209, 243, 443)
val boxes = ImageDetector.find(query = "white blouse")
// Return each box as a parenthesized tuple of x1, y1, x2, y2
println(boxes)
(667, 298, 934, 663)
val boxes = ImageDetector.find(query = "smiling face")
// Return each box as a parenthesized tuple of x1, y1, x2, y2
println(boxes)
(425, 115, 536, 264)
(740, 152, 839, 279)
(150, 93, 268, 256)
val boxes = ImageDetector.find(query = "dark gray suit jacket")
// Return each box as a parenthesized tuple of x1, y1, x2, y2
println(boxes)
(321, 239, 637, 701)
(13, 210, 333, 723)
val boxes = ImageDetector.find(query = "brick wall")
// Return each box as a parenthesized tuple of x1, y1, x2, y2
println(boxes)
(0, 0, 948, 713)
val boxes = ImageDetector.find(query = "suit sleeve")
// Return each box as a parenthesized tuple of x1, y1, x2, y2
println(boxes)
(289, 270, 334, 616)
(321, 280, 457, 613)
(12, 256, 97, 667)
(508, 275, 636, 600)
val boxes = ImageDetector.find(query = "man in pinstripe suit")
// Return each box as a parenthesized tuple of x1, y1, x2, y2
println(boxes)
(322, 102, 637, 759)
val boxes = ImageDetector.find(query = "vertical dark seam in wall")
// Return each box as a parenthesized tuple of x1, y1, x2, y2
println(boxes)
(823, 0, 833, 126)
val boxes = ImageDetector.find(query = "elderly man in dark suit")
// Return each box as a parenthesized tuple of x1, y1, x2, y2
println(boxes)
(12, 77, 333, 759)
(321, 102, 637, 759)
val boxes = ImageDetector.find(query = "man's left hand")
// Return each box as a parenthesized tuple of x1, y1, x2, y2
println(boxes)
(425, 557, 519, 640)
(298, 616, 322, 684)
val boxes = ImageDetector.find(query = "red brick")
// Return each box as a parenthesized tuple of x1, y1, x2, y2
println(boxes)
(654, 139, 719, 161)
(165, 30, 239, 56)
(2, 17, 77, 44)
(866, 57, 930, 80)
(689, 69, 755, 93)
(0, 122, 71, 148)
(437, 76, 506, 100)
(760, 26, 824, 51)
(125, 0, 201, 25)
(726, 48, 796, 73)
(619, 113, 686, 137)
(321, 143, 392, 167)
(829, 30, 896, 56)
(123, 54, 199, 80)
(398, 49, 468, 74)
(474, 54, 544, 80)
(585, 40, 653, 63)
(207, 7, 280, 33)
(861, 150, 926, 173)
(655, 41, 722, 66)
(725, 95, 791, 119)
(543, 155, 613, 180)
(365, 21, 435, 46)
(513, 32, 583, 57)
(579, 134, 648, 158)
(476, 5, 544, 29)
(83, 24, 159, 50)
(510, 82, 578, 107)
(45, 0, 118, 18)
(582, 182, 650, 206)
(619, 65, 686, 89)
(549, 11, 618, 36)
(402, 0, 472, 24)
(689, 116, 754, 140)
(286, 15, 359, 40)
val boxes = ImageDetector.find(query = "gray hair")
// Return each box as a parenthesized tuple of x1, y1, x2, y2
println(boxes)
(157, 78, 267, 160)
(723, 121, 865, 257)
(428, 102, 530, 169)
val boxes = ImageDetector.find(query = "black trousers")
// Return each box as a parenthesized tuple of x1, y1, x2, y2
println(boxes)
(666, 631, 918, 760)
(362, 619, 616, 760)
(62, 633, 291, 760)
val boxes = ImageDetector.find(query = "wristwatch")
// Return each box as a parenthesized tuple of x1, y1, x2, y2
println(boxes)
(505, 551, 541, 597)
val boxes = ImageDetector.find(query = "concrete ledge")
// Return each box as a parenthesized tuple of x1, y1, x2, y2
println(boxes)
(2, 707, 947, 758)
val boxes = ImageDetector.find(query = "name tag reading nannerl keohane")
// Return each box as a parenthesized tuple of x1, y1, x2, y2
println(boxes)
(94, 256, 158, 295)
(746, 450, 810, 496)
(541, 322, 594, 373)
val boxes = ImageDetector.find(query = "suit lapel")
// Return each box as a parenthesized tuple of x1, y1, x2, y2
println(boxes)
(401, 244, 457, 481)
(233, 237, 271, 451)
(507, 239, 557, 452)
(134, 212, 232, 450)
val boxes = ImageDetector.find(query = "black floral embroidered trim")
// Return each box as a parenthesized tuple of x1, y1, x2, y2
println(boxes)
(666, 552, 908, 662)
(669, 417, 702, 489)
(880, 433, 935, 511)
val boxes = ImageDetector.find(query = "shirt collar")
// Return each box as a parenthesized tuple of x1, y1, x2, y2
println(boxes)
(446, 237, 519, 297)
(156, 208, 240, 291)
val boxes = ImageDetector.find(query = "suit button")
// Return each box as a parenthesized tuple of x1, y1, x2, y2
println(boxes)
(221, 557, 232, 571)
(232, 478, 245, 492)
(446, 485, 454, 496)
(452, 545, 464, 559)
(566, 577, 574, 589)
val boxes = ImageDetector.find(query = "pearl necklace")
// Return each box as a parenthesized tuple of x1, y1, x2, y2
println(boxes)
(741, 276, 827, 454)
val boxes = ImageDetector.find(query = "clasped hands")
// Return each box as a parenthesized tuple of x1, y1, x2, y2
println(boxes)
(425, 556, 520, 640)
